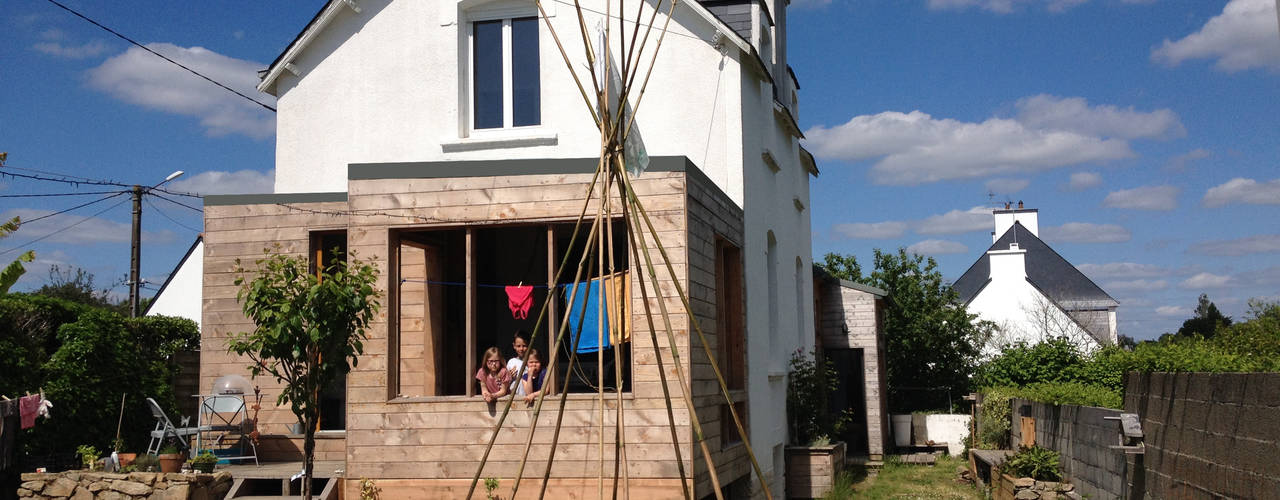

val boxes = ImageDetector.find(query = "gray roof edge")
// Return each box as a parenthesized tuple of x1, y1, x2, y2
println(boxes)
(204, 192, 348, 206)
(348, 156, 690, 180)
(841, 279, 887, 297)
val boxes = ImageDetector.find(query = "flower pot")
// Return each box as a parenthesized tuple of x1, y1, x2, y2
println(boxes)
(116, 453, 137, 468)
(785, 441, 847, 499)
(158, 452, 186, 473)
(891, 414, 913, 447)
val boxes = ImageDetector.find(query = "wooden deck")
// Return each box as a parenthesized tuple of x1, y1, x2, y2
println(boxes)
(218, 460, 345, 479)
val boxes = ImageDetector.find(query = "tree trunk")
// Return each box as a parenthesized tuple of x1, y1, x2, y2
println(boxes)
(303, 410, 316, 500)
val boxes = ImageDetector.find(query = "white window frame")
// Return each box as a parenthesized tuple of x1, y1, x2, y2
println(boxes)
(464, 4, 541, 136)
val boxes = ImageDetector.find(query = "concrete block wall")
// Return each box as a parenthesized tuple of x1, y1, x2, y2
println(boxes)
(1008, 398, 1131, 500)
(1124, 372, 1280, 500)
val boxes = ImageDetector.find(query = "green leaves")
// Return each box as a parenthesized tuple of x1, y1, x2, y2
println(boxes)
(1002, 445, 1062, 481)
(0, 216, 34, 294)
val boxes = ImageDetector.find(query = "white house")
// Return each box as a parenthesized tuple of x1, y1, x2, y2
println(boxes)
(952, 205, 1118, 353)
(143, 236, 203, 328)
(176, 1, 817, 497)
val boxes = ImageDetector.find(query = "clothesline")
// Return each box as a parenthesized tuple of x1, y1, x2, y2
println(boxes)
(399, 279, 618, 289)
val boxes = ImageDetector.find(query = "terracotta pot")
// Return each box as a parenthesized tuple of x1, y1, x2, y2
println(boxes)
(116, 453, 137, 468)
(158, 452, 186, 473)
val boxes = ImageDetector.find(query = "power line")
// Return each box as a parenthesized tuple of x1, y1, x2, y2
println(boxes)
(151, 192, 203, 213)
(144, 197, 202, 233)
(0, 196, 131, 257)
(20, 192, 129, 225)
(151, 186, 204, 199)
(0, 169, 132, 188)
(0, 164, 124, 184)
(43, 0, 277, 113)
(0, 190, 125, 198)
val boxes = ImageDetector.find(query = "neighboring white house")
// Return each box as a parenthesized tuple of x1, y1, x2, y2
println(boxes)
(952, 205, 1118, 353)
(144, 236, 203, 328)
(153, 1, 817, 497)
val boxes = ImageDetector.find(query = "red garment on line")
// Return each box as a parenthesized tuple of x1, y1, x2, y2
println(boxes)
(505, 285, 534, 319)
(18, 395, 39, 430)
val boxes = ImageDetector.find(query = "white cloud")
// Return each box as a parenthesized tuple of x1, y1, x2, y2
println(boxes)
(1166, 148, 1210, 172)
(87, 43, 275, 139)
(33, 39, 110, 59)
(1, 208, 175, 245)
(168, 169, 274, 195)
(927, 0, 1154, 13)
(1104, 279, 1169, 292)
(833, 221, 908, 240)
(1102, 185, 1179, 211)
(805, 110, 1133, 185)
(1042, 222, 1131, 243)
(915, 205, 993, 235)
(1155, 305, 1188, 317)
(1067, 171, 1102, 191)
(1151, 0, 1280, 72)
(1202, 177, 1280, 207)
(985, 178, 1030, 194)
(1188, 234, 1280, 256)
(1015, 94, 1185, 140)
(906, 239, 969, 255)
(1079, 262, 1170, 279)
(1181, 272, 1232, 289)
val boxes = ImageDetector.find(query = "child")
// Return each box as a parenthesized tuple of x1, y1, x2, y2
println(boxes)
(507, 330, 529, 392)
(518, 348, 546, 404)
(475, 347, 510, 404)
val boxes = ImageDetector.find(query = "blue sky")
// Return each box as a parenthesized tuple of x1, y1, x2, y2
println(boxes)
(2, 0, 1277, 339)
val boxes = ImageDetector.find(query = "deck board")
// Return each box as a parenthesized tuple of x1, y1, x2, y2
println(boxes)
(219, 460, 345, 479)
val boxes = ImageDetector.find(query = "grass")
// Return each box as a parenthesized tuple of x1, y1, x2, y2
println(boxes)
(823, 455, 985, 500)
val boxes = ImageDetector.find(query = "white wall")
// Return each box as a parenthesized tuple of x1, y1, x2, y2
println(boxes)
(924, 414, 970, 456)
(146, 239, 204, 328)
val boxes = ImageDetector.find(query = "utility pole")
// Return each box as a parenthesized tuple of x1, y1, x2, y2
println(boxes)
(129, 185, 143, 318)
(127, 171, 184, 318)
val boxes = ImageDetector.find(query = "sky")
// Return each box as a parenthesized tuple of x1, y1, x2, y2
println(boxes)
(1, 0, 1277, 340)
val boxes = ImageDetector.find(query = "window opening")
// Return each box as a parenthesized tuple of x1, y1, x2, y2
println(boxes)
(715, 237, 745, 390)
(309, 230, 348, 431)
(471, 16, 540, 130)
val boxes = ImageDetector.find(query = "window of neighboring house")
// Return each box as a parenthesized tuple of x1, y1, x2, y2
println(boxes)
(310, 230, 348, 431)
(390, 221, 631, 400)
(471, 15, 540, 130)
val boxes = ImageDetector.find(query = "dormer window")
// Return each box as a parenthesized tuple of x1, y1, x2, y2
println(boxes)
(470, 16, 540, 130)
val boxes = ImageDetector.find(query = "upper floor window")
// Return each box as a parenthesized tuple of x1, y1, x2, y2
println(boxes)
(471, 16, 540, 130)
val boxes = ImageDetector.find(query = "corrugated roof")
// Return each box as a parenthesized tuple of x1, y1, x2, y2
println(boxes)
(953, 222, 1118, 309)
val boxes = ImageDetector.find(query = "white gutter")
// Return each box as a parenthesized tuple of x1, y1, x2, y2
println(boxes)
(257, 0, 360, 95)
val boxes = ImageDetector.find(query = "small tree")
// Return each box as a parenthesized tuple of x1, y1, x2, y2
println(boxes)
(1176, 293, 1232, 339)
(1, 216, 35, 294)
(228, 247, 379, 500)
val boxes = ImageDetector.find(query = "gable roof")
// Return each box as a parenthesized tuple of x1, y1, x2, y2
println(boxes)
(258, 0, 753, 94)
(952, 222, 1117, 310)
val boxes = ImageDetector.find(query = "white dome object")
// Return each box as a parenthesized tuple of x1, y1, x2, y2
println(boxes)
(212, 374, 253, 395)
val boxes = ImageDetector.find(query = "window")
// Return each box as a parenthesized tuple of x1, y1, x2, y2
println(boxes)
(471, 16, 540, 130)
(310, 231, 348, 431)
(715, 237, 745, 390)
(390, 221, 631, 400)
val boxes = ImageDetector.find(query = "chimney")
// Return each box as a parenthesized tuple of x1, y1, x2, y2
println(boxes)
(988, 242, 1027, 282)
(992, 203, 1040, 243)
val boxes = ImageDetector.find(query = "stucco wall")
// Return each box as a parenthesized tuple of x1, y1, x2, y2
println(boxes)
(146, 239, 204, 328)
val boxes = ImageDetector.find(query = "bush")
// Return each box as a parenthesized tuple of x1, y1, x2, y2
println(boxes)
(1018, 382, 1122, 409)
(1002, 445, 1061, 481)
(974, 338, 1086, 388)
(786, 349, 850, 446)
(976, 387, 1015, 449)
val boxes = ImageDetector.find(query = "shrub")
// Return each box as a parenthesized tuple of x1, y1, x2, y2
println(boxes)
(975, 338, 1086, 388)
(976, 387, 1015, 449)
(1001, 445, 1061, 481)
(786, 349, 850, 446)
(1018, 382, 1122, 409)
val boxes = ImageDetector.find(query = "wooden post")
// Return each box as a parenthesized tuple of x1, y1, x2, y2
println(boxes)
(466, 227, 476, 397)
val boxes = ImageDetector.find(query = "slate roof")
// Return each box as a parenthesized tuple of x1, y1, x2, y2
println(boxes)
(952, 222, 1118, 310)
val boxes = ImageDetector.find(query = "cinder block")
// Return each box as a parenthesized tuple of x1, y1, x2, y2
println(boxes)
(1209, 373, 1247, 404)
(1248, 373, 1280, 407)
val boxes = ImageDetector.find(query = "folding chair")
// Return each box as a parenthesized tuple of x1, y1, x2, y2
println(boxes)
(197, 394, 259, 466)
(146, 397, 199, 455)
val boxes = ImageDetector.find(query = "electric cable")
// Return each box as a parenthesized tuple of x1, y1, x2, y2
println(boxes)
(17, 191, 129, 225)
(0, 169, 131, 188)
(144, 197, 202, 233)
(0, 196, 130, 257)
(0, 190, 125, 198)
(150, 192, 203, 213)
(43, 0, 277, 113)
(0, 164, 123, 184)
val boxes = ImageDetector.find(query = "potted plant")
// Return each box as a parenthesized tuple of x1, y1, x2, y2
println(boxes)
(76, 445, 101, 471)
(785, 349, 851, 499)
(191, 450, 219, 473)
(112, 437, 137, 468)
(157, 444, 187, 473)
(132, 454, 160, 472)
(994, 445, 1071, 500)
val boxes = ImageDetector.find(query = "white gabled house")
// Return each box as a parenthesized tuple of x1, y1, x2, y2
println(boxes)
(175, 1, 819, 497)
(952, 205, 1119, 353)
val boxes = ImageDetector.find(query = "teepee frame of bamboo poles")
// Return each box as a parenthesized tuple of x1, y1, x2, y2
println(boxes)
(465, 2, 775, 499)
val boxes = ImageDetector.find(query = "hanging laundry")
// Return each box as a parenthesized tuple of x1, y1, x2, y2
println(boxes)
(566, 279, 609, 353)
(602, 271, 632, 346)
(18, 394, 40, 430)
(36, 397, 52, 420)
(505, 285, 534, 320)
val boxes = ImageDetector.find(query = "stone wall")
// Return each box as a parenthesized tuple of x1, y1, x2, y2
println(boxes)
(1124, 372, 1280, 499)
(17, 471, 231, 500)
(1008, 398, 1129, 500)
